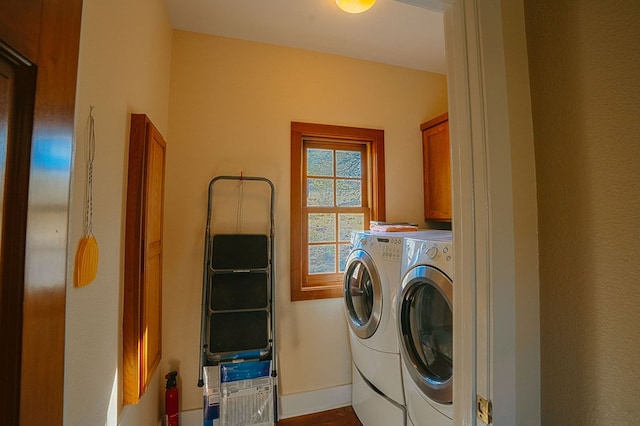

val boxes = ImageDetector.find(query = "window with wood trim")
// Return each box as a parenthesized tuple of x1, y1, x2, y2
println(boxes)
(290, 122, 385, 301)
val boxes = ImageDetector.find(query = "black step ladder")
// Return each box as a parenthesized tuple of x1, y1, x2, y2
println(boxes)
(197, 175, 277, 423)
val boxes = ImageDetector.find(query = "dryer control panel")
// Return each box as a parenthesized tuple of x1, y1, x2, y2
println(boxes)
(402, 237, 454, 277)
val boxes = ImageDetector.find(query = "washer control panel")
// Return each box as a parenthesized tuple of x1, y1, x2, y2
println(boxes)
(349, 232, 404, 262)
(373, 236, 403, 261)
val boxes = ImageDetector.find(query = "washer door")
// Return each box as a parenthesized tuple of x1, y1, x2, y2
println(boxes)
(343, 249, 382, 339)
(398, 265, 453, 404)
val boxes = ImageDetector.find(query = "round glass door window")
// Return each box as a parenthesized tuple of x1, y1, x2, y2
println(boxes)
(399, 265, 453, 403)
(343, 250, 382, 339)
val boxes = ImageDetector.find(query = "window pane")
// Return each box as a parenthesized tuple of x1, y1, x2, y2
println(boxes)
(338, 213, 364, 242)
(338, 243, 351, 273)
(336, 150, 361, 178)
(308, 213, 336, 243)
(307, 148, 334, 177)
(307, 178, 334, 206)
(336, 179, 361, 207)
(309, 244, 336, 274)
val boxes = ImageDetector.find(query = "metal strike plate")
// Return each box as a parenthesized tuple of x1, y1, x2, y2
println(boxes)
(477, 395, 493, 424)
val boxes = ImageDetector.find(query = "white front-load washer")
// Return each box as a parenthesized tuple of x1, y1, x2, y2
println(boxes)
(398, 233, 454, 426)
(344, 230, 406, 426)
(344, 230, 452, 426)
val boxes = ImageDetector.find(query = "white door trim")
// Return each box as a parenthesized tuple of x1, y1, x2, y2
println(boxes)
(443, 1, 478, 423)
(441, 0, 540, 424)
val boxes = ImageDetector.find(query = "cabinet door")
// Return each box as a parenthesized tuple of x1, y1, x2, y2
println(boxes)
(421, 113, 451, 221)
(123, 114, 166, 404)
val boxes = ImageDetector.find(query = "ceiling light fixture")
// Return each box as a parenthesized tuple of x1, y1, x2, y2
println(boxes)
(335, 0, 377, 14)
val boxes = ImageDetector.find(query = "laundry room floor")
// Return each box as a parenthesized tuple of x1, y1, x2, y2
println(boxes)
(276, 406, 362, 425)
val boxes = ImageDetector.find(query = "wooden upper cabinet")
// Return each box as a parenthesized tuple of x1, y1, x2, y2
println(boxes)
(421, 113, 452, 222)
(123, 114, 166, 404)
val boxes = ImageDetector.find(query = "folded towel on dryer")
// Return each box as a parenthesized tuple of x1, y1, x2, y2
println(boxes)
(370, 221, 419, 232)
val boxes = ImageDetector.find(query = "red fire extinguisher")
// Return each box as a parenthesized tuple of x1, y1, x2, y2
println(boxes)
(165, 371, 179, 426)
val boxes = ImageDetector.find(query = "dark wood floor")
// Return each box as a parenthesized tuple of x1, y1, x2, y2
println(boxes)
(277, 406, 362, 426)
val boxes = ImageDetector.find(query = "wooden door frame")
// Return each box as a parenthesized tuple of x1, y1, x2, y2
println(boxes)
(0, 39, 38, 426)
(0, 0, 82, 424)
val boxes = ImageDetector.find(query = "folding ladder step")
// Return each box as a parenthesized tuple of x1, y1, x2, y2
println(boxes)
(209, 272, 269, 311)
(208, 311, 270, 354)
(211, 234, 268, 269)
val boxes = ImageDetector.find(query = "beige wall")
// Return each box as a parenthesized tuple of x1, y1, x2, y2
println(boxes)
(524, 0, 640, 423)
(164, 30, 448, 411)
(64, 0, 172, 425)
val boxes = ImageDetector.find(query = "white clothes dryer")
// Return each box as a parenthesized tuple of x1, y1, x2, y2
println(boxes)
(344, 230, 452, 426)
(398, 233, 454, 426)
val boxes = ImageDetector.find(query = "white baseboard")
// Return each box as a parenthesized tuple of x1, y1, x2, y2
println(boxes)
(278, 384, 352, 419)
(179, 409, 203, 426)
(179, 384, 352, 425)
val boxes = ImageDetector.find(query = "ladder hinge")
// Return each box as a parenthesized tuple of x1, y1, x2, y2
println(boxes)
(477, 395, 493, 424)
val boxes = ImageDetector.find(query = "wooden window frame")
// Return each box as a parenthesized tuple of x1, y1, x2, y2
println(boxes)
(290, 122, 385, 301)
(304, 140, 369, 288)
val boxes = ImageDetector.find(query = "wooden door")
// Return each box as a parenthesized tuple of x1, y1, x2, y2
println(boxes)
(0, 38, 38, 426)
(123, 114, 166, 404)
(0, 0, 82, 424)
(421, 113, 452, 221)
